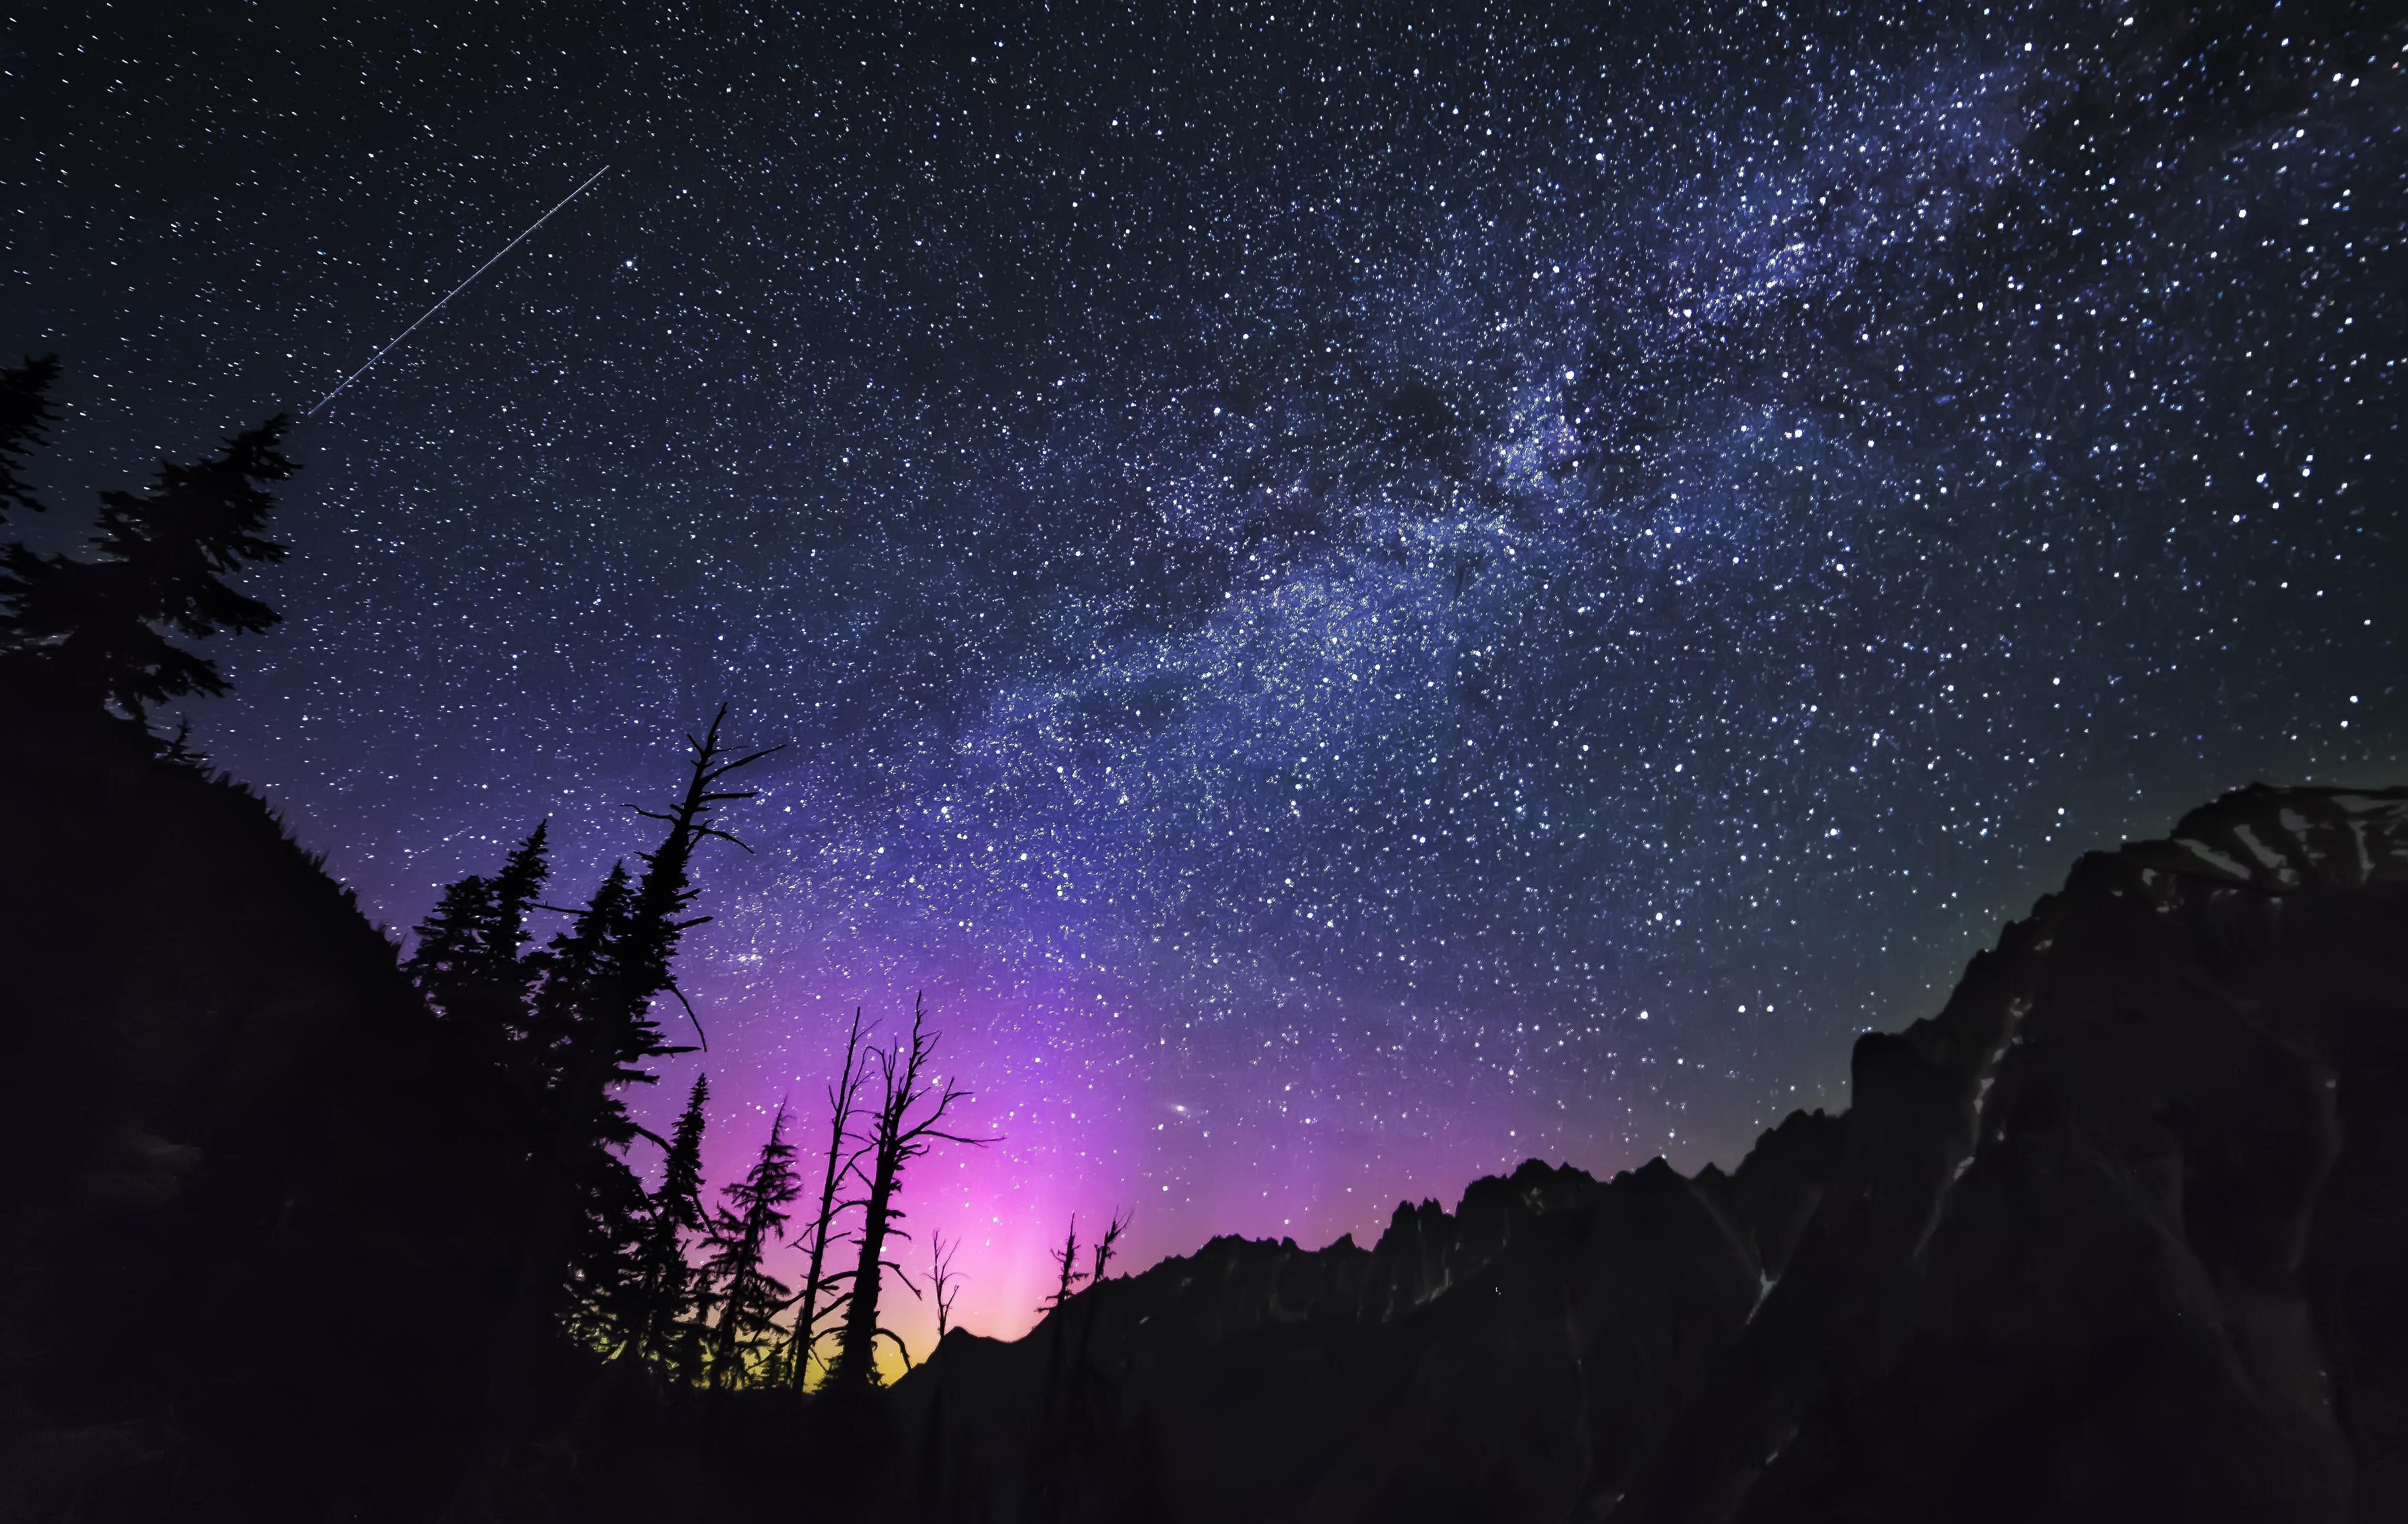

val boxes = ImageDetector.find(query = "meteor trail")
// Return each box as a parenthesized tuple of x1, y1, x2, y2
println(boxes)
(306, 163, 613, 417)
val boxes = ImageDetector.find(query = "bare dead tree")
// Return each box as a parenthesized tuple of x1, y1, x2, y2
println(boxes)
(824, 995, 990, 1391)
(783, 1006, 874, 1389)
(929, 1230, 962, 1341)
(1089, 1207, 1131, 1285)
(1045, 1217, 1085, 1313)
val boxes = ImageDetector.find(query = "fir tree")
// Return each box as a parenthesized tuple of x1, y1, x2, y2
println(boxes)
(476, 710, 777, 1432)
(0, 353, 60, 519)
(408, 873, 499, 995)
(619, 1072, 712, 1372)
(408, 822, 550, 1068)
(535, 861, 635, 1036)
(519, 859, 645, 1338)
(484, 820, 551, 982)
(0, 415, 295, 716)
(703, 1101, 802, 1388)
(562, 1151, 653, 1352)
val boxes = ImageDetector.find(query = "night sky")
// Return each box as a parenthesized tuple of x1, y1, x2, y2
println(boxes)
(7, 0, 2403, 1354)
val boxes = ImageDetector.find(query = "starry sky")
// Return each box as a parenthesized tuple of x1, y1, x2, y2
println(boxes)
(6, 0, 2403, 1354)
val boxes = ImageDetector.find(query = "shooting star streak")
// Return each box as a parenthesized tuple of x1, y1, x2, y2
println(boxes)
(307, 163, 613, 417)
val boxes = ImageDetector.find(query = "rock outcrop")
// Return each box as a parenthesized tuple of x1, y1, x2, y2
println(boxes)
(889, 787, 2408, 1524)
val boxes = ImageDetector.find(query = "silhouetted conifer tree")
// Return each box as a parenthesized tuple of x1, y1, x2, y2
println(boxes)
(475, 709, 778, 1440)
(411, 874, 499, 986)
(826, 997, 986, 1392)
(0, 353, 60, 519)
(564, 1152, 653, 1350)
(485, 821, 550, 971)
(0, 414, 294, 716)
(531, 860, 634, 1055)
(617, 1072, 713, 1374)
(703, 1101, 802, 1388)
(408, 821, 549, 1046)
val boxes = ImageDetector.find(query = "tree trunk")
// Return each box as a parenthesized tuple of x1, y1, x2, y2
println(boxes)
(829, 1152, 899, 1390)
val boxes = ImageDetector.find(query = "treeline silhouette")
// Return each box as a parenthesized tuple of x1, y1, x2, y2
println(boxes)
(0, 360, 980, 1521)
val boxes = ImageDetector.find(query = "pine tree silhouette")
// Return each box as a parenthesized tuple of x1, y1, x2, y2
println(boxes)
(485, 821, 551, 981)
(472, 710, 778, 1444)
(493, 851, 641, 1375)
(409, 823, 548, 1005)
(619, 1072, 713, 1373)
(0, 353, 60, 519)
(703, 1101, 803, 1388)
(409, 822, 553, 1095)
(564, 1150, 654, 1353)
(409, 873, 500, 992)
(0, 415, 295, 716)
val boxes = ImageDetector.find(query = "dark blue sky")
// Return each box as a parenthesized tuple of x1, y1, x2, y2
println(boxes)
(6, 0, 2402, 1340)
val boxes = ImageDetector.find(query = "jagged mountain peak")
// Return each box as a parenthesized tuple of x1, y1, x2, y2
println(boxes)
(892, 785, 2408, 1524)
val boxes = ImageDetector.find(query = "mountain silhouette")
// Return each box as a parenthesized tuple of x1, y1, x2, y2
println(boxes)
(889, 785, 2408, 1524)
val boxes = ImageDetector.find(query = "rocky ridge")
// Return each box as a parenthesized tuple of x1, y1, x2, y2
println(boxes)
(889, 786, 2408, 1524)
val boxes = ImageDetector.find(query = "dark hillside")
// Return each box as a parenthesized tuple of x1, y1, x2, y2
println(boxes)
(0, 678, 814, 1524)
(0, 679, 514, 1521)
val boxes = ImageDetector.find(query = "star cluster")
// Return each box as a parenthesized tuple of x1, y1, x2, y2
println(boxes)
(5, 0, 2403, 1346)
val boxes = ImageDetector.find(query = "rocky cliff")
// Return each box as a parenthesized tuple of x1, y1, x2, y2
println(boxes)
(888, 786, 2408, 1524)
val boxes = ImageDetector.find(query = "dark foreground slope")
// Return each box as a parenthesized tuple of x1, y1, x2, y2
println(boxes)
(0, 692, 514, 1520)
(0, 695, 809, 1524)
(889, 785, 2408, 1524)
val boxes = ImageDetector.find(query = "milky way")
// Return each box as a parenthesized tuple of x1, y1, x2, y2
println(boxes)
(6, 0, 2403, 1347)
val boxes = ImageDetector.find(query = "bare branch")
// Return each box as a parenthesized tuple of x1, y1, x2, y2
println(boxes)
(1091, 1205, 1132, 1284)
(929, 1230, 963, 1340)
(785, 1004, 874, 1390)
(666, 982, 708, 1051)
(1046, 1216, 1085, 1313)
